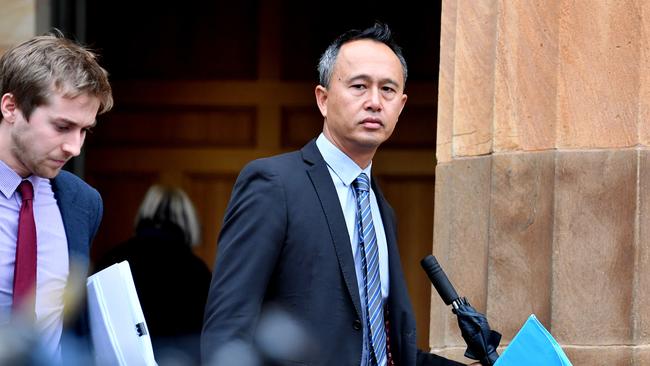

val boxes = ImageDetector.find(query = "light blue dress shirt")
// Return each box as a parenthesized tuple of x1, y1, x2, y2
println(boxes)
(0, 160, 68, 363)
(316, 133, 389, 366)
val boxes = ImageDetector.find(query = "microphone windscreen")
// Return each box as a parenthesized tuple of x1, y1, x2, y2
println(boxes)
(420, 255, 459, 306)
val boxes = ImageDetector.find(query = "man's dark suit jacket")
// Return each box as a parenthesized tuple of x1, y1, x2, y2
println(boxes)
(51, 170, 103, 335)
(52, 170, 103, 275)
(202, 140, 462, 366)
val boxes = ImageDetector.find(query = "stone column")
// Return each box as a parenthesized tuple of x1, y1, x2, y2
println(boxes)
(431, 1, 650, 364)
(0, 0, 36, 55)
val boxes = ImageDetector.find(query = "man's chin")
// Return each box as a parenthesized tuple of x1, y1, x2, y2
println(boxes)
(356, 134, 389, 149)
(34, 167, 62, 179)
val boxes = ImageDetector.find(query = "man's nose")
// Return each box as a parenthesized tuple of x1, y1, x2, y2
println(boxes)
(364, 87, 382, 112)
(61, 132, 84, 157)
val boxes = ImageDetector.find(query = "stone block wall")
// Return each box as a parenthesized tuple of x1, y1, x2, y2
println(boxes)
(433, 1, 650, 364)
(0, 0, 35, 55)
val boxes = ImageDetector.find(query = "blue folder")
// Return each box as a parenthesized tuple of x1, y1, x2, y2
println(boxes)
(494, 314, 572, 366)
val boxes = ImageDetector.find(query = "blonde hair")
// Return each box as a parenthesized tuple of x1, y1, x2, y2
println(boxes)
(0, 30, 113, 120)
(135, 185, 201, 247)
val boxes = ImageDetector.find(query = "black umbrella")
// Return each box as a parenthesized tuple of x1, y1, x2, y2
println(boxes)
(421, 255, 501, 366)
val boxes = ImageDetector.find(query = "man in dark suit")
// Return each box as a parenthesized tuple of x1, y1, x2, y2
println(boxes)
(0, 32, 112, 363)
(202, 23, 473, 366)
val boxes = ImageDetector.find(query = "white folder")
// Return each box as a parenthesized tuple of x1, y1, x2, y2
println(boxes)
(87, 261, 157, 366)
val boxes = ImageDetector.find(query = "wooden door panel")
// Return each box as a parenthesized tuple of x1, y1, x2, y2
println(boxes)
(183, 173, 238, 268)
(91, 106, 257, 148)
(86, 172, 160, 262)
(378, 175, 435, 350)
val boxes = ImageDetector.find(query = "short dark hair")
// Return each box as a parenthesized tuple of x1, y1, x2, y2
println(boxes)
(317, 22, 408, 88)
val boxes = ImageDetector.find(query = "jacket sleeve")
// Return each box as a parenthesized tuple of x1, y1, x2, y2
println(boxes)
(201, 159, 287, 364)
(417, 349, 467, 366)
(89, 187, 103, 243)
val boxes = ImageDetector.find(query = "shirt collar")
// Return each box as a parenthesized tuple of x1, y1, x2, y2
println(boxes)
(316, 133, 372, 187)
(0, 160, 43, 199)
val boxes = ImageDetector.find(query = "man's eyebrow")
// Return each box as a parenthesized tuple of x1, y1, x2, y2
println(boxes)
(53, 117, 97, 128)
(346, 74, 401, 88)
(379, 77, 401, 87)
(346, 74, 371, 83)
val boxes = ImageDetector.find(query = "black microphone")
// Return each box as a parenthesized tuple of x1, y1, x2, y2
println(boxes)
(420, 255, 464, 309)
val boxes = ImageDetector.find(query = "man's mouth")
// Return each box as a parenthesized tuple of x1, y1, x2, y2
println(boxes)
(50, 158, 67, 167)
(360, 118, 383, 129)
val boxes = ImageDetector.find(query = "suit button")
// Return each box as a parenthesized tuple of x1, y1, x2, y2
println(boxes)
(353, 319, 362, 330)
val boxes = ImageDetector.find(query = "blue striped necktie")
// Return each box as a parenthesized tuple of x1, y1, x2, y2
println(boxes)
(353, 173, 386, 366)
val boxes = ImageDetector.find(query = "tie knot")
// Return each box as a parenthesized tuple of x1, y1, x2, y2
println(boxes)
(18, 180, 34, 201)
(353, 173, 370, 193)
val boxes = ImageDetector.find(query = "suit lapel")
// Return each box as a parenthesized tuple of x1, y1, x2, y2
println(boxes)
(302, 141, 363, 319)
(52, 174, 91, 272)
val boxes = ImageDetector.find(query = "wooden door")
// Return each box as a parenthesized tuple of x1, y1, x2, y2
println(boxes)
(83, 0, 440, 349)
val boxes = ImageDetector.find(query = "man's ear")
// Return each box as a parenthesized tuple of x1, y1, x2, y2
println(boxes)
(315, 85, 328, 118)
(1, 93, 18, 123)
(397, 93, 408, 116)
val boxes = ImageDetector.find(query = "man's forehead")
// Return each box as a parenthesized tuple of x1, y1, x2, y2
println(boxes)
(334, 40, 405, 84)
(40, 91, 100, 125)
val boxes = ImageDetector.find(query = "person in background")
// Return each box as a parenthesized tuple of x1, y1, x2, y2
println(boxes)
(95, 184, 211, 364)
(0, 31, 112, 364)
(201, 23, 478, 365)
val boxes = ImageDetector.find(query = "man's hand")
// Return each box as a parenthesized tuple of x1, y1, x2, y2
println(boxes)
(469, 363, 482, 366)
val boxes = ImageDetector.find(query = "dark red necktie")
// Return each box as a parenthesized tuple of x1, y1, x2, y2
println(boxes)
(12, 180, 37, 320)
